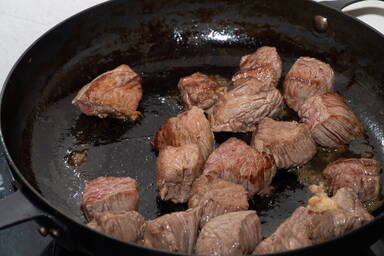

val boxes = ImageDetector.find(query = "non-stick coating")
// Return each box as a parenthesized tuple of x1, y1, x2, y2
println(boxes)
(2, 0, 384, 253)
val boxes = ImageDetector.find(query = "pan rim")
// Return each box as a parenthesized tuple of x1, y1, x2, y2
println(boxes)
(0, 0, 384, 255)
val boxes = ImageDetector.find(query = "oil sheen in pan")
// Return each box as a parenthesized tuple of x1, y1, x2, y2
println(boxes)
(28, 56, 382, 238)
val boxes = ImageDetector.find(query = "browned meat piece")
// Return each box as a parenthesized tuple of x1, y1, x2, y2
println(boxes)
(153, 106, 214, 160)
(143, 208, 201, 253)
(208, 87, 283, 132)
(87, 211, 145, 243)
(324, 158, 381, 202)
(195, 210, 262, 256)
(328, 186, 374, 235)
(283, 57, 334, 111)
(81, 177, 139, 221)
(203, 137, 276, 197)
(251, 117, 317, 168)
(156, 144, 204, 203)
(254, 186, 373, 254)
(177, 72, 227, 110)
(208, 47, 283, 133)
(299, 93, 364, 147)
(72, 65, 142, 120)
(233, 46, 282, 89)
(188, 175, 249, 227)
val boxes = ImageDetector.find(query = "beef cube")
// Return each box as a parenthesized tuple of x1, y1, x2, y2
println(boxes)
(81, 177, 139, 221)
(254, 185, 373, 254)
(251, 117, 317, 168)
(153, 106, 215, 160)
(188, 175, 249, 228)
(177, 72, 227, 110)
(156, 144, 204, 203)
(333, 189, 373, 229)
(195, 210, 262, 256)
(87, 211, 145, 243)
(233, 46, 282, 89)
(208, 47, 283, 133)
(254, 206, 334, 254)
(203, 137, 276, 197)
(284, 57, 334, 111)
(298, 93, 363, 147)
(72, 64, 142, 120)
(324, 158, 381, 202)
(143, 208, 201, 253)
(208, 87, 283, 132)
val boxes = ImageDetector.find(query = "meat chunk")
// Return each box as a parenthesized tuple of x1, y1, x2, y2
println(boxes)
(189, 175, 249, 228)
(284, 57, 334, 111)
(208, 47, 283, 133)
(310, 185, 373, 236)
(195, 211, 262, 256)
(153, 106, 214, 160)
(143, 208, 201, 253)
(208, 87, 283, 132)
(156, 144, 204, 203)
(299, 93, 364, 147)
(81, 177, 139, 221)
(254, 186, 373, 254)
(324, 158, 381, 202)
(203, 137, 276, 197)
(177, 72, 227, 110)
(72, 64, 142, 120)
(251, 117, 317, 168)
(233, 46, 282, 88)
(87, 211, 145, 243)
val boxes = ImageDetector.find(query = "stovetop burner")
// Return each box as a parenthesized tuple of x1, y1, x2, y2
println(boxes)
(0, 145, 383, 256)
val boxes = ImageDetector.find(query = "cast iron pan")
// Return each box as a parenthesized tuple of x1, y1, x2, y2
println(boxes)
(1, 0, 384, 255)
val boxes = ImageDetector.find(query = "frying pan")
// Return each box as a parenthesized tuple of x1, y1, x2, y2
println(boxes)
(1, 0, 384, 255)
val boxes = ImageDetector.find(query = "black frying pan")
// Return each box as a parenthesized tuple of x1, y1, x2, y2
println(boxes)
(1, 0, 384, 255)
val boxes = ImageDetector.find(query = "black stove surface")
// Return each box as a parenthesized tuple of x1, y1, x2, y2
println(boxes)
(0, 147, 383, 256)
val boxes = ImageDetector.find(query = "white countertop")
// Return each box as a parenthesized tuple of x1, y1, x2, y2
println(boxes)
(0, 0, 383, 88)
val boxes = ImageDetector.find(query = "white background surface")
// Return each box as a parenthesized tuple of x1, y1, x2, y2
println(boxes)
(0, 0, 383, 88)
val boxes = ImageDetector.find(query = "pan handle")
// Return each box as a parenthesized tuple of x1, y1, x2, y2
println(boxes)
(0, 187, 76, 250)
(318, 0, 365, 11)
(0, 188, 48, 230)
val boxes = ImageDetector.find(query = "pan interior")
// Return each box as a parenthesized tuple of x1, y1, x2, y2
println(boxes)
(3, 0, 384, 238)
(27, 52, 384, 236)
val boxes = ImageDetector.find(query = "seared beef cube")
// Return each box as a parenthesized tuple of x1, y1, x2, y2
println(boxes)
(81, 177, 139, 221)
(232, 46, 282, 89)
(208, 87, 283, 132)
(309, 185, 373, 236)
(284, 57, 334, 111)
(251, 117, 317, 168)
(254, 206, 334, 254)
(177, 72, 227, 110)
(254, 186, 373, 254)
(208, 47, 283, 133)
(203, 137, 276, 197)
(189, 175, 249, 227)
(299, 93, 363, 147)
(195, 210, 262, 256)
(72, 64, 142, 120)
(157, 144, 204, 203)
(324, 158, 381, 202)
(87, 211, 145, 243)
(143, 208, 201, 253)
(232, 66, 276, 92)
(153, 106, 214, 160)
